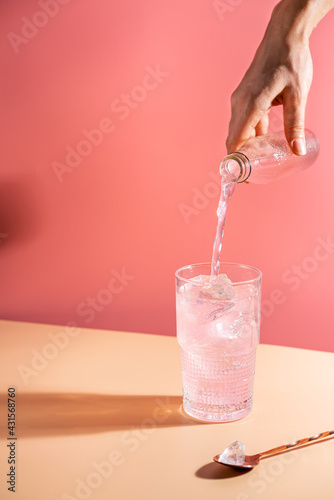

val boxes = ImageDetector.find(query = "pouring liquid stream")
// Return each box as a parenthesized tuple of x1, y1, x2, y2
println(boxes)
(210, 177, 236, 276)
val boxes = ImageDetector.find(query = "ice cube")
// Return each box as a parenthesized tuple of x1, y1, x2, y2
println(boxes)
(205, 302, 235, 323)
(219, 440, 245, 466)
(192, 274, 235, 301)
(189, 274, 235, 324)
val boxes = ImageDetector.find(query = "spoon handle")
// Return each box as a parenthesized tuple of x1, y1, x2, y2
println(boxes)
(259, 430, 334, 460)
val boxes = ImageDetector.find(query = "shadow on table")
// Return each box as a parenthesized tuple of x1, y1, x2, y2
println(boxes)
(195, 462, 251, 479)
(0, 392, 205, 438)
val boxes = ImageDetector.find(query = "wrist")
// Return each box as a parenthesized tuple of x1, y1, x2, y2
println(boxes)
(269, 0, 319, 41)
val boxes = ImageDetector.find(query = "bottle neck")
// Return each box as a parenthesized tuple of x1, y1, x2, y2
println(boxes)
(219, 152, 251, 183)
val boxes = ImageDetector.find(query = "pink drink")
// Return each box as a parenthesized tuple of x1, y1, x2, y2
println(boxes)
(176, 263, 261, 422)
(176, 155, 261, 422)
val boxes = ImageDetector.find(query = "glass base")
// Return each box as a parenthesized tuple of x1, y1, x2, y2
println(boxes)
(180, 348, 256, 423)
(182, 398, 252, 422)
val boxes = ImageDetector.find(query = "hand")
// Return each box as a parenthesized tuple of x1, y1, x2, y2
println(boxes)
(226, 1, 314, 155)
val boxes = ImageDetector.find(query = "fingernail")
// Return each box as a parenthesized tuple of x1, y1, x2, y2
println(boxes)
(291, 138, 306, 156)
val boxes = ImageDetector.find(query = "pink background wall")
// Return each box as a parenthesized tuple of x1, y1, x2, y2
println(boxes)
(1, 0, 334, 352)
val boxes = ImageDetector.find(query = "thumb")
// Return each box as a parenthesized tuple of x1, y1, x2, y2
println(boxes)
(283, 91, 307, 155)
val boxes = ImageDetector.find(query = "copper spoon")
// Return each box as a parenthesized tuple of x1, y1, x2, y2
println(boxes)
(214, 430, 334, 469)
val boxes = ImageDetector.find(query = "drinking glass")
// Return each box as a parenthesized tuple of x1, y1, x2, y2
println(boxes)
(175, 262, 261, 422)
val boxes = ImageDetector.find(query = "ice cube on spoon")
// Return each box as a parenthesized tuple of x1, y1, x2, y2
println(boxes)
(218, 440, 245, 466)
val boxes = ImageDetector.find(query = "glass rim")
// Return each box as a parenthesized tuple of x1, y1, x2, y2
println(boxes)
(175, 262, 262, 286)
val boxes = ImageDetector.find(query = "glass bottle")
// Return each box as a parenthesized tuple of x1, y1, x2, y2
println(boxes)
(219, 130, 319, 184)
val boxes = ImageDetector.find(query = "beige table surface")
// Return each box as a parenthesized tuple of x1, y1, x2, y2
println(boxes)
(0, 320, 333, 500)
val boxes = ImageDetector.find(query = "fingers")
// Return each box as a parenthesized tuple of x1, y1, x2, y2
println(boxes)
(225, 107, 248, 154)
(225, 123, 253, 154)
(226, 92, 268, 153)
(283, 88, 308, 155)
(227, 86, 308, 156)
(226, 94, 270, 154)
(255, 113, 269, 136)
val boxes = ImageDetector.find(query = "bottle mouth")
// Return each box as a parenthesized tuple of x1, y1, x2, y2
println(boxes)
(219, 152, 252, 183)
(222, 158, 242, 180)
